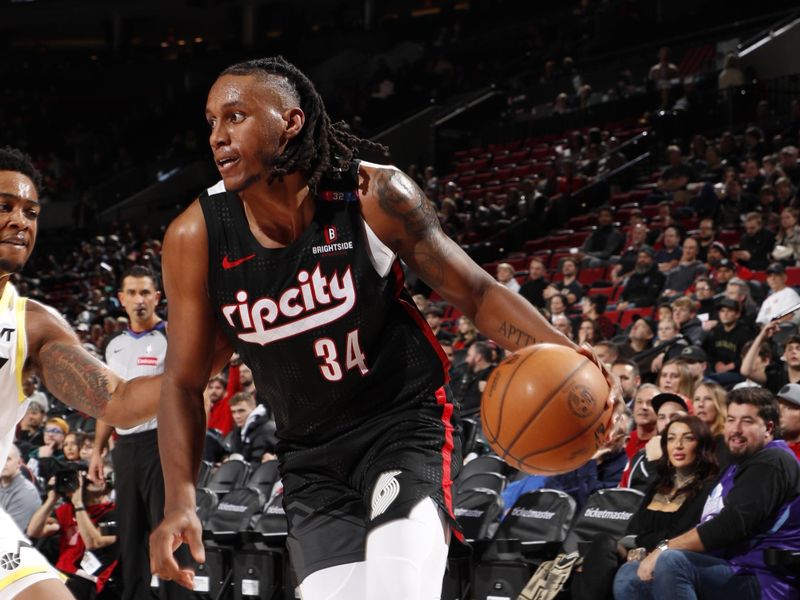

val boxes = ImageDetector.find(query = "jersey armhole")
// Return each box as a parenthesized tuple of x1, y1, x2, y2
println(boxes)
(15, 297, 27, 404)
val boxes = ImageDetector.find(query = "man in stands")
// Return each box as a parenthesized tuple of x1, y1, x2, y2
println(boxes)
(558, 257, 583, 305)
(756, 262, 800, 326)
(696, 218, 717, 263)
(616, 388, 800, 599)
(611, 359, 641, 408)
(617, 247, 666, 309)
(519, 257, 549, 309)
(424, 305, 454, 343)
(734, 212, 775, 271)
(612, 222, 650, 284)
(495, 262, 520, 293)
(743, 327, 800, 394)
(579, 206, 624, 266)
(671, 296, 706, 345)
(620, 317, 656, 366)
(595, 341, 620, 368)
(624, 383, 659, 460)
(703, 298, 754, 384)
(227, 392, 278, 465)
(776, 384, 800, 460)
(662, 237, 706, 298)
(692, 276, 718, 320)
(655, 145, 695, 195)
(453, 341, 495, 419)
(0, 444, 40, 532)
(656, 225, 682, 272)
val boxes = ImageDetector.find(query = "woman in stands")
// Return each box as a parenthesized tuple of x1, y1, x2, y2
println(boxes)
(612, 415, 718, 598)
(453, 315, 480, 350)
(578, 318, 604, 346)
(657, 358, 695, 400)
(773, 207, 800, 265)
(692, 382, 729, 467)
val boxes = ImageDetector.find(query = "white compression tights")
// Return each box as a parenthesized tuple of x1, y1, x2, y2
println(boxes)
(298, 497, 451, 600)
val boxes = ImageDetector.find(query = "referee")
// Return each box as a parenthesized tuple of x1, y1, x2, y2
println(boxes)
(88, 265, 191, 600)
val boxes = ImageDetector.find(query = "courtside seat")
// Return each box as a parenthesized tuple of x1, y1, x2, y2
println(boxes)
(455, 488, 504, 543)
(206, 457, 250, 496)
(456, 472, 507, 497)
(247, 459, 280, 498)
(562, 488, 645, 555)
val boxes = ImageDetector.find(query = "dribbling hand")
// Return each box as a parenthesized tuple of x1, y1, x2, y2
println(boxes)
(577, 342, 624, 443)
(150, 508, 205, 590)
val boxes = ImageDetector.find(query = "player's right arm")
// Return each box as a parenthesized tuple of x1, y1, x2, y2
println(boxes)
(150, 199, 226, 589)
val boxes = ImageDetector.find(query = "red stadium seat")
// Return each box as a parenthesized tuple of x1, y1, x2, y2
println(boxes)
(578, 267, 607, 286)
(787, 267, 800, 287)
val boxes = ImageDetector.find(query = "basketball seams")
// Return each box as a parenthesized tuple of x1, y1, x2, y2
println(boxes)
(485, 345, 542, 448)
(504, 356, 594, 459)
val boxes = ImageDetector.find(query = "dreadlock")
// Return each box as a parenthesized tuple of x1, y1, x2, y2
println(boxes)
(0, 146, 43, 194)
(221, 56, 388, 189)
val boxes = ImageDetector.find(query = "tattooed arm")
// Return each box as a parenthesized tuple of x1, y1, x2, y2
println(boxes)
(25, 300, 160, 428)
(358, 162, 576, 352)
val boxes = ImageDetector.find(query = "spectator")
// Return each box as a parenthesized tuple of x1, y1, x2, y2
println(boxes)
(657, 357, 696, 399)
(743, 328, 800, 394)
(581, 294, 617, 340)
(620, 392, 691, 491)
(227, 392, 278, 464)
(624, 383, 659, 460)
(717, 178, 754, 227)
(518, 258, 549, 309)
(495, 262, 520, 293)
(734, 212, 775, 271)
(0, 444, 41, 532)
(15, 402, 46, 457)
(671, 296, 707, 345)
(695, 218, 717, 263)
(704, 241, 728, 271)
(453, 341, 495, 419)
(424, 305, 454, 343)
(692, 382, 728, 440)
(676, 347, 709, 390)
(615, 388, 800, 600)
(734, 340, 773, 389)
(702, 298, 755, 378)
(662, 237, 706, 297)
(595, 341, 620, 367)
(553, 314, 575, 341)
(28, 416, 69, 480)
(776, 383, 800, 460)
(780, 145, 800, 187)
(718, 53, 745, 90)
(27, 468, 118, 600)
(22, 375, 48, 413)
(775, 176, 796, 209)
(756, 262, 800, 326)
(656, 226, 682, 273)
(612, 359, 642, 407)
(773, 208, 800, 265)
(655, 146, 695, 194)
(620, 317, 657, 371)
(578, 319, 603, 345)
(649, 47, 679, 107)
(612, 223, 650, 283)
(62, 432, 84, 464)
(741, 156, 766, 197)
(453, 315, 479, 350)
(205, 360, 241, 437)
(547, 293, 569, 323)
(617, 247, 666, 309)
(557, 257, 583, 304)
(692, 276, 718, 320)
(580, 206, 624, 265)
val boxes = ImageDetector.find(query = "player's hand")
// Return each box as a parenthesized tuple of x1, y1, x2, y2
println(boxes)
(87, 451, 105, 486)
(150, 508, 205, 590)
(577, 342, 622, 412)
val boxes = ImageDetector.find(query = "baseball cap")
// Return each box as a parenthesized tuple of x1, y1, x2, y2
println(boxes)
(709, 241, 728, 256)
(631, 314, 656, 333)
(638, 245, 656, 258)
(651, 392, 689, 414)
(716, 258, 735, 270)
(777, 383, 800, 407)
(767, 262, 786, 275)
(717, 297, 740, 311)
(679, 345, 708, 362)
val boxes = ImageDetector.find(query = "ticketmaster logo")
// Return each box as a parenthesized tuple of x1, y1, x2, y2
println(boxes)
(454, 508, 485, 518)
(218, 502, 248, 513)
(584, 508, 633, 520)
(511, 508, 556, 519)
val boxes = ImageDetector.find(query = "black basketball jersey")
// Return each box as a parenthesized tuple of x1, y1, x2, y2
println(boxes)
(200, 165, 449, 445)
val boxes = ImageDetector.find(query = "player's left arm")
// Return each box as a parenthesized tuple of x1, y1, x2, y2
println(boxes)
(359, 162, 576, 352)
(26, 301, 232, 429)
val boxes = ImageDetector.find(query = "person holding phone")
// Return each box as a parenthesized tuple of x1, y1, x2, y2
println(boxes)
(742, 321, 800, 394)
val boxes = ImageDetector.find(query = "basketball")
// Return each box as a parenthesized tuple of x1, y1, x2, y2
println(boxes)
(481, 343, 613, 475)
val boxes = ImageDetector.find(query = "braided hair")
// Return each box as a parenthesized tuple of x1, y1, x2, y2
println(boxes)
(221, 56, 388, 189)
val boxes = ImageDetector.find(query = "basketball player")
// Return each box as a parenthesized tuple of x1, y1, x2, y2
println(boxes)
(0, 146, 230, 600)
(149, 56, 619, 600)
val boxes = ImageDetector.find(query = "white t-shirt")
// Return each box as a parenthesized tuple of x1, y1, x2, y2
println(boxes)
(756, 286, 800, 326)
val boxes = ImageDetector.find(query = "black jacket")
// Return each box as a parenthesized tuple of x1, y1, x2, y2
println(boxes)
(226, 405, 279, 464)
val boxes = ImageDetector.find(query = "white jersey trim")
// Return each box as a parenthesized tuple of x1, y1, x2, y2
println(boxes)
(361, 218, 396, 278)
(207, 180, 226, 196)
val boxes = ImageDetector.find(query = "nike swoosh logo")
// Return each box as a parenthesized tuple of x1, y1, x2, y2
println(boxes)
(222, 254, 256, 270)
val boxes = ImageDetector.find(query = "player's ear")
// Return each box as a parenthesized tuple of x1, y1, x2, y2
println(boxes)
(282, 107, 305, 141)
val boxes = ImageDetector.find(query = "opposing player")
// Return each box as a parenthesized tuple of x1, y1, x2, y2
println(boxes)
(0, 146, 229, 600)
(149, 56, 618, 599)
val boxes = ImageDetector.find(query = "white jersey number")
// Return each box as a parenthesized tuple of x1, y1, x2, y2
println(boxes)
(313, 330, 369, 382)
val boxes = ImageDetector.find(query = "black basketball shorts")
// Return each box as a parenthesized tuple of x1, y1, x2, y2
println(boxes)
(278, 385, 463, 583)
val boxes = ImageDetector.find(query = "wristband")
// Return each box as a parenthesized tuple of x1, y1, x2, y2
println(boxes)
(74, 506, 86, 512)
(655, 539, 669, 553)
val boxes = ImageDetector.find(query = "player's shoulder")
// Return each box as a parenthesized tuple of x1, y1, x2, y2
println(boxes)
(163, 198, 209, 253)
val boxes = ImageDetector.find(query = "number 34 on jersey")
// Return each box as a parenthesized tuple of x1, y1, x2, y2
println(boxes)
(313, 330, 368, 382)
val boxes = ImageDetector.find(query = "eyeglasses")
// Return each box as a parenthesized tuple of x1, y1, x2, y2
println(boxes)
(44, 427, 65, 435)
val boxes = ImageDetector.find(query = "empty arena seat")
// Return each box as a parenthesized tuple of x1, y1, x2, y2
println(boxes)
(254, 493, 289, 544)
(458, 454, 509, 481)
(562, 488, 645, 554)
(206, 458, 250, 495)
(454, 488, 504, 542)
(197, 460, 214, 488)
(203, 487, 265, 540)
(196, 488, 219, 524)
(456, 472, 507, 496)
(247, 459, 280, 498)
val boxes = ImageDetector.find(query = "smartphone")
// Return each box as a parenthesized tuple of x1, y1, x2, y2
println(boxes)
(771, 302, 800, 322)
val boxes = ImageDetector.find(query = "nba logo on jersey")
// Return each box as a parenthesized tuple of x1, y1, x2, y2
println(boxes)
(324, 225, 338, 245)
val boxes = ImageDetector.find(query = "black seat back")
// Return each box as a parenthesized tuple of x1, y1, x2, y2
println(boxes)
(196, 488, 219, 524)
(247, 460, 280, 497)
(459, 454, 509, 481)
(254, 493, 288, 541)
(204, 487, 265, 534)
(454, 488, 504, 542)
(494, 488, 576, 546)
(206, 458, 250, 495)
(562, 488, 645, 554)
(456, 472, 507, 496)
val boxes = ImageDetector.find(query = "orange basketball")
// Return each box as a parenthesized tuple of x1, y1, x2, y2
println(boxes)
(481, 343, 613, 475)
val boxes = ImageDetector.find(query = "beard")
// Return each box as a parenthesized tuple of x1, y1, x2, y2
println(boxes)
(634, 263, 650, 275)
